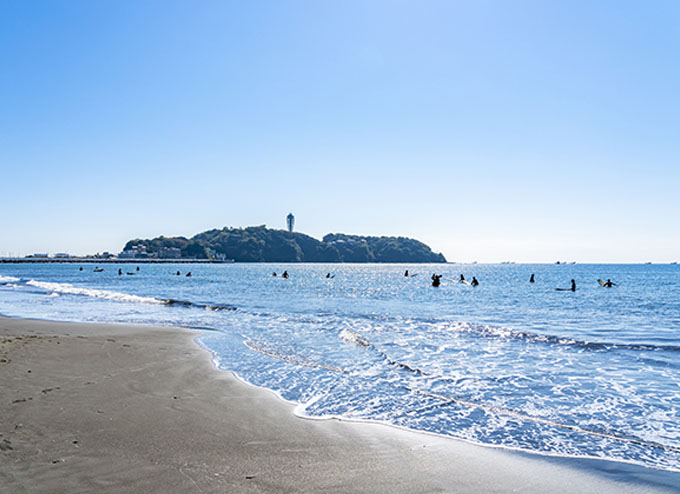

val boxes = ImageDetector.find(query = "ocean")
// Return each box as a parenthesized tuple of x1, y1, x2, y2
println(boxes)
(1, 262, 678, 472)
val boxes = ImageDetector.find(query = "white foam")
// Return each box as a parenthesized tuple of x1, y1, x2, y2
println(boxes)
(26, 280, 162, 305)
(0, 275, 20, 282)
(339, 328, 370, 347)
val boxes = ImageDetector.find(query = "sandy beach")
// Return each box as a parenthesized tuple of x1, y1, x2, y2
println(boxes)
(1, 315, 677, 493)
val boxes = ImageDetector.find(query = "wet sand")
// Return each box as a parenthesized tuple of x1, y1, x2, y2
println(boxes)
(1, 316, 677, 493)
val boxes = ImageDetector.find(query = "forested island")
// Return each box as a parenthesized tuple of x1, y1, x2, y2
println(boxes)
(122, 226, 446, 263)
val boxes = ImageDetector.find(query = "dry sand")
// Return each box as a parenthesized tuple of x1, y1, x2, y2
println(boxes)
(1, 316, 678, 493)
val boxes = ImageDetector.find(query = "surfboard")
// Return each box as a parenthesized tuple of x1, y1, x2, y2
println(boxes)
(460, 280, 472, 286)
(598, 279, 606, 287)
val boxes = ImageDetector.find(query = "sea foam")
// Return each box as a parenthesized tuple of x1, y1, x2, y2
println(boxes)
(26, 280, 162, 305)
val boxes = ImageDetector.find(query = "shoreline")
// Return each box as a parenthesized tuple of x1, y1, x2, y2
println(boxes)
(1, 315, 678, 493)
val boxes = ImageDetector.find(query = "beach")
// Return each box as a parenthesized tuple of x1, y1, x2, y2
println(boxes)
(1, 316, 677, 493)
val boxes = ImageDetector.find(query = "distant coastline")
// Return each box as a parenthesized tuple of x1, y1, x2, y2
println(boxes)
(0, 258, 230, 264)
(120, 226, 447, 263)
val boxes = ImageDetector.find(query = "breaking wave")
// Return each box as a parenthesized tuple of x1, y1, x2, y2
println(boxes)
(26, 280, 163, 305)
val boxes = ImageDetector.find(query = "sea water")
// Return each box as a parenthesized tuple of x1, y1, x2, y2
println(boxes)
(1, 263, 678, 472)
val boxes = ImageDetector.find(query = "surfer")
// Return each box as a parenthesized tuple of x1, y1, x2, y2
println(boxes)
(282, 271, 289, 279)
(431, 274, 442, 287)
(118, 268, 122, 276)
(471, 276, 479, 286)
(459, 274, 465, 282)
(176, 271, 181, 276)
(529, 274, 535, 283)
(405, 270, 409, 277)
(79, 267, 83, 271)
(136, 266, 140, 271)
(272, 272, 277, 277)
(603, 279, 616, 287)
(186, 272, 192, 277)
(326, 273, 331, 278)
(556, 279, 576, 292)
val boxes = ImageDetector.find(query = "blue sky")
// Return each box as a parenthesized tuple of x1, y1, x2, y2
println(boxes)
(1, 0, 678, 262)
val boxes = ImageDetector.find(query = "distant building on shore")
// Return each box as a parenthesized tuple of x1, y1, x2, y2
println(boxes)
(158, 247, 181, 259)
(287, 213, 295, 233)
(119, 244, 149, 259)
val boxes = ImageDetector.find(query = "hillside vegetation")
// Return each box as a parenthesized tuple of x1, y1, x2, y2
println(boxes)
(124, 226, 446, 263)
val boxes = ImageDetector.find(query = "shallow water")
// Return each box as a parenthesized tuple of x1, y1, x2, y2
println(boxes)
(1, 263, 678, 471)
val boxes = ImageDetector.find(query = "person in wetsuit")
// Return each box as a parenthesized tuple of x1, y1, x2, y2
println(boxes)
(471, 277, 479, 286)
(118, 268, 123, 275)
(529, 274, 535, 283)
(603, 279, 616, 287)
(282, 271, 289, 279)
(186, 272, 192, 277)
(431, 274, 442, 287)
(405, 270, 409, 277)
(570, 279, 576, 292)
(459, 274, 465, 282)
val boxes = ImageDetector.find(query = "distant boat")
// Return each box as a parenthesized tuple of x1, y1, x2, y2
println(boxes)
(671, 262, 677, 265)
(645, 262, 652, 265)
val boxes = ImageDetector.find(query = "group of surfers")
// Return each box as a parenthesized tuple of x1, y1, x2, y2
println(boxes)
(430, 273, 479, 287)
(428, 272, 617, 290)
(85, 266, 617, 291)
(86, 266, 192, 277)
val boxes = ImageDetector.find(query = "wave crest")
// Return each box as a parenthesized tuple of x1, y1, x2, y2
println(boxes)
(26, 280, 163, 305)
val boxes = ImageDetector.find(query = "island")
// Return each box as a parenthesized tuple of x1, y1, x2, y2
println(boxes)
(122, 226, 446, 263)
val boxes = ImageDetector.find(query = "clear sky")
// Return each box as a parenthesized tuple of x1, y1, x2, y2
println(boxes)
(1, 0, 679, 262)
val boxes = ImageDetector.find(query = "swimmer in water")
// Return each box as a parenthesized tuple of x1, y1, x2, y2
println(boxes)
(431, 274, 442, 287)
(471, 276, 479, 286)
(282, 271, 289, 279)
(529, 274, 535, 283)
